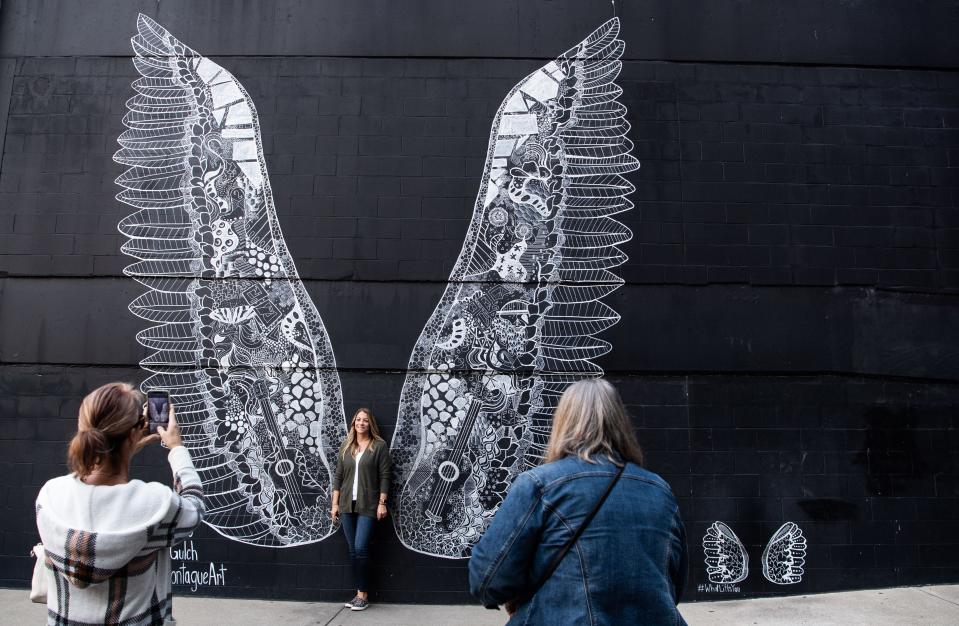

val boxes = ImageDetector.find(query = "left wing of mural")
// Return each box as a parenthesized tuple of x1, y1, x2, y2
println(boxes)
(114, 14, 346, 547)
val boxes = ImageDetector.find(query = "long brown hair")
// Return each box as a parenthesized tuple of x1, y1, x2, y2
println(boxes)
(67, 382, 145, 478)
(544, 379, 644, 466)
(339, 407, 385, 459)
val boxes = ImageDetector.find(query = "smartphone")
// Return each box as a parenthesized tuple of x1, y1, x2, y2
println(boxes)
(147, 390, 171, 434)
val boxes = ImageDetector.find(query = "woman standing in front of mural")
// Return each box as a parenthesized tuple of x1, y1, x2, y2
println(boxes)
(331, 408, 392, 611)
(35, 382, 206, 626)
(468, 379, 688, 624)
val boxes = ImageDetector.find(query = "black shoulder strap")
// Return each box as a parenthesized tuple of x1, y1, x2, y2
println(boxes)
(517, 462, 626, 606)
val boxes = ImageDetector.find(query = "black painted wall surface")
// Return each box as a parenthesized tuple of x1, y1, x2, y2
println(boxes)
(1, 0, 958, 603)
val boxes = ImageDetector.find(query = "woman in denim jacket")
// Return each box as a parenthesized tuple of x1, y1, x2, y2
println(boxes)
(469, 379, 688, 625)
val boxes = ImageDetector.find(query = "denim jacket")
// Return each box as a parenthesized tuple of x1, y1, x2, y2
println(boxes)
(469, 457, 688, 625)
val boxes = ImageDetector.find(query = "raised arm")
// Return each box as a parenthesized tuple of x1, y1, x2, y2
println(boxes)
(144, 407, 206, 549)
(163, 445, 206, 545)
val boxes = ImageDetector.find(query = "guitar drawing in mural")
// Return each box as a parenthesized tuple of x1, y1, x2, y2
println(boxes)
(390, 18, 640, 558)
(115, 16, 637, 555)
(115, 15, 346, 547)
(703, 521, 749, 584)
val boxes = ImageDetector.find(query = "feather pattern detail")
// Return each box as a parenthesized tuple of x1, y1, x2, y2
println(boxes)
(703, 522, 749, 584)
(762, 522, 807, 584)
(390, 18, 639, 558)
(115, 14, 345, 547)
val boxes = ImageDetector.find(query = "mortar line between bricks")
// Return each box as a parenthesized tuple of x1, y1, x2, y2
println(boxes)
(0, 58, 17, 172)
(2, 361, 959, 386)
(0, 275, 958, 300)
(675, 72, 686, 267)
(2, 53, 959, 73)
(917, 587, 959, 609)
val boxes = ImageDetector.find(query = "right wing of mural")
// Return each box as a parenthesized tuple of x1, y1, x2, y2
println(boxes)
(762, 522, 807, 584)
(703, 521, 749, 584)
(115, 14, 345, 546)
(390, 18, 638, 558)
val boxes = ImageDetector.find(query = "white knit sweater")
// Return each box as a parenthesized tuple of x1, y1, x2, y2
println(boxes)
(35, 446, 206, 626)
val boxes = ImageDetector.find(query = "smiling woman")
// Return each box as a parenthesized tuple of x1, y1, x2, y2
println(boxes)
(331, 408, 392, 611)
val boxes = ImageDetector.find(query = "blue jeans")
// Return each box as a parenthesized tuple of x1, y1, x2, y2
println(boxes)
(340, 512, 375, 592)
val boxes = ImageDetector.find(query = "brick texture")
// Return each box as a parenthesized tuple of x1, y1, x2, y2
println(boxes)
(0, 59, 957, 290)
(1, 48, 958, 603)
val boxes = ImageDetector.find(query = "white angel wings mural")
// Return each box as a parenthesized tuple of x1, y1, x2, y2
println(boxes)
(390, 18, 638, 557)
(115, 15, 637, 555)
(115, 15, 345, 546)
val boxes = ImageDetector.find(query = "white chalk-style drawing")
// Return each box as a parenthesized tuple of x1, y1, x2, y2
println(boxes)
(115, 14, 345, 547)
(703, 522, 749, 584)
(762, 522, 807, 584)
(390, 18, 639, 558)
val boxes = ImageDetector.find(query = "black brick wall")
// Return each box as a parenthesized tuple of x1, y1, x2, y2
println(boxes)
(1, 0, 957, 604)
(2, 57, 958, 289)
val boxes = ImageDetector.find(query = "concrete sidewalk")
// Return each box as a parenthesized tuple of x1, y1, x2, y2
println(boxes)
(3, 585, 958, 624)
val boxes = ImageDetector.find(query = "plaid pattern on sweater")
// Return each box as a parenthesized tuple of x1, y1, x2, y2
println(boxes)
(37, 446, 206, 626)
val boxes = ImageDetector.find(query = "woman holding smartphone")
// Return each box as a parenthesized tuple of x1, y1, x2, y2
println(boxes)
(35, 382, 206, 626)
(331, 407, 392, 611)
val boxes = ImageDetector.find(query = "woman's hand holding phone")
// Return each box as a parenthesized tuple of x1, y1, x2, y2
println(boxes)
(133, 403, 161, 455)
(157, 403, 183, 449)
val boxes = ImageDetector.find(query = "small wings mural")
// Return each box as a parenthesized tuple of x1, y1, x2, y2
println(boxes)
(703, 521, 749, 584)
(115, 14, 346, 547)
(389, 18, 640, 558)
(762, 522, 807, 584)
(701, 522, 808, 586)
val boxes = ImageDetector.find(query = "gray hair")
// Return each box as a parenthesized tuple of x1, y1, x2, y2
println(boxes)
(544, 379, 644, 466)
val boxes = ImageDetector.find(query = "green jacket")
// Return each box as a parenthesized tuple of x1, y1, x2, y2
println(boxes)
(332, 440, 392, 518)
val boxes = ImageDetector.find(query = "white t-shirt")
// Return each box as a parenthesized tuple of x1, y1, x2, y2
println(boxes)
(352, 449, 365, 501)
